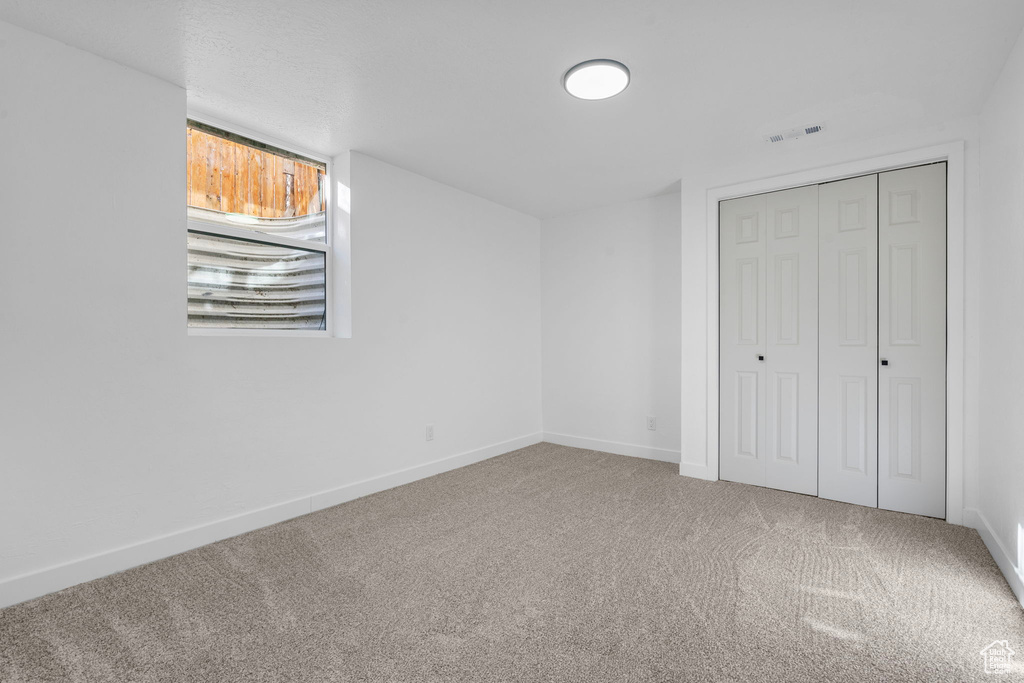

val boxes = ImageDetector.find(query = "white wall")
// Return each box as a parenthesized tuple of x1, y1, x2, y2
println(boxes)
(974, 27, 1024, 605)
(0, 21, 542, 607)
(677, 118, 983, 505)
(540, 194, 682, 462)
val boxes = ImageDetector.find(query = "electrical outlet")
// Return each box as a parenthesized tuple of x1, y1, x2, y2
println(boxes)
(647, 416, 657, 431)
(425, 424, 434, 441)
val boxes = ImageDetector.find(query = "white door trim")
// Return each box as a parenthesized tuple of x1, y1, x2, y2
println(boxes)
(702, 141, 966, 524)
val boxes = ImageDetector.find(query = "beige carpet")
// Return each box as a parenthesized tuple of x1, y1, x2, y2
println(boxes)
(1, 443, 1022, 682)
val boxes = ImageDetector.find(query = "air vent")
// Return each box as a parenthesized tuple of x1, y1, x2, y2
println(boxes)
(763, 123, 826, 143)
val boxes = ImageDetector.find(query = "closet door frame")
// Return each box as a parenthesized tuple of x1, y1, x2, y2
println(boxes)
(700, 141, 966, 525)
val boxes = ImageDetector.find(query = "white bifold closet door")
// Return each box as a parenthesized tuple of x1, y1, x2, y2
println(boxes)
(818, 174, 879, 507)
(719, 193, 766, 488)
(877, 164, 946, 518)
(720, 185, 818, 495)
(721, 163, 946, 518)
(817, 165, 946, 516)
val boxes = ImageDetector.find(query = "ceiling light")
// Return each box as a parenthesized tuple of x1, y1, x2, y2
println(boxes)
(563, 59, 630, 100)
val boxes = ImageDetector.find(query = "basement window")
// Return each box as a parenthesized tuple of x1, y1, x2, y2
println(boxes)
(186, 120, 330, 334)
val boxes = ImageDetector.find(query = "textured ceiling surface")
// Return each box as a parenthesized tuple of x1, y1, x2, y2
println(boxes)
(1, 0, 1023, 217)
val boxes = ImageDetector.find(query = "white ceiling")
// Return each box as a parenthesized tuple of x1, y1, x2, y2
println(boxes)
(2, 0, 1022, 217)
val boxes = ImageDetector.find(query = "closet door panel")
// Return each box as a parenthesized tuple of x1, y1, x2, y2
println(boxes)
(818, 175, 879, 507)
(765, 185, 818, 495)
(720, 194, 767, 487)
(878, 163, 946, 518)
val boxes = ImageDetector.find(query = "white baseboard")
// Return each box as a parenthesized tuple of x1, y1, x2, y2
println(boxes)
(964, 507, 1024, 608)
(0, 432, 543, 610)
(543, 432, 680, 464)
(309, 433, 543, 511)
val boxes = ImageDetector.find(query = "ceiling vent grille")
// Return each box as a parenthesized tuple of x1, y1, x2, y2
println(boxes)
(764, 123, 825, 143)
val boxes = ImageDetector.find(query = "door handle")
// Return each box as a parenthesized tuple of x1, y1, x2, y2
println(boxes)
(880, 358, 889, 366)
(757, 354, 765, 362)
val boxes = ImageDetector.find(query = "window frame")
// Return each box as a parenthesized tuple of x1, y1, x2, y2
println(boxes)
(186, 112, 333, 338)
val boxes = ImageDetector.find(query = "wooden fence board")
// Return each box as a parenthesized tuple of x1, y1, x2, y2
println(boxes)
(186, 126, 323, 218)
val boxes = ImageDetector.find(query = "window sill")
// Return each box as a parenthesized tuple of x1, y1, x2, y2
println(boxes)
(187, 328, 332, 339)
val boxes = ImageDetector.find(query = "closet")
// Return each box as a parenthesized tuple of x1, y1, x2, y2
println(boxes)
(719, 163, 946, 518)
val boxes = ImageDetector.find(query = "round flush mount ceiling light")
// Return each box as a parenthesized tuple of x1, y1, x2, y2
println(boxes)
(563, 59, 630, 100)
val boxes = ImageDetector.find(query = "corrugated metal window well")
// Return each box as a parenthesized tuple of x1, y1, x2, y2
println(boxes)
(186, 121, 329, 331)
